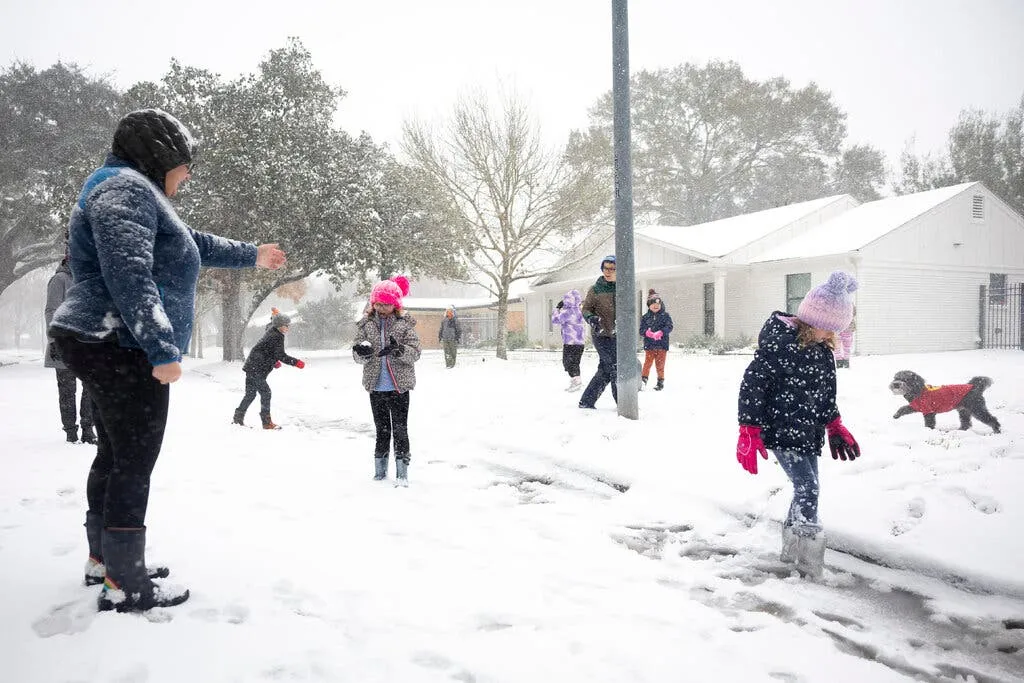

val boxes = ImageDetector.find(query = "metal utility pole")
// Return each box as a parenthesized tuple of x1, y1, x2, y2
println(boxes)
(612, 0, 638, 419)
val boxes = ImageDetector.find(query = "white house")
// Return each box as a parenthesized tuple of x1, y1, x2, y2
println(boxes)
(525, 182, 1024, 355)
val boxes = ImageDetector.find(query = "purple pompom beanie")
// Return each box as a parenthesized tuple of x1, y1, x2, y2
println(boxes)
(797, 271, 858, 332)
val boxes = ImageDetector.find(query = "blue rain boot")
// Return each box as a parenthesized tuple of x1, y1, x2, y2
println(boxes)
(395, 456, 409, 488)
(374, 454, 388, 480)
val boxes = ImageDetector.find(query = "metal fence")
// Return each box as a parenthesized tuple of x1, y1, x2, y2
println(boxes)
(978, 283, 1024, 350)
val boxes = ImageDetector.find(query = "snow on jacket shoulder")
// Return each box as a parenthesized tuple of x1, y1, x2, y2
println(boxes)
(737, 311, 839, 455)
(50, 156, 257, 366)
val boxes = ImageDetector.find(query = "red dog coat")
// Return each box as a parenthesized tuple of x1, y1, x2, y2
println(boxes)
(909, 384, 973, 414)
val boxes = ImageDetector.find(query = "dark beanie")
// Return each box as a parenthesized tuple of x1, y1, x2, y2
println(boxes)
(111, 109, 195, 190)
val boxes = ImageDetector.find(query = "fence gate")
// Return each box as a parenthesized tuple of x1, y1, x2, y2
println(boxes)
(978, 283, 1024, 349)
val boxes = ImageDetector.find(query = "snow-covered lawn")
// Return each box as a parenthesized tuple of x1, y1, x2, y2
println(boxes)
(2, 346, 1023, 682)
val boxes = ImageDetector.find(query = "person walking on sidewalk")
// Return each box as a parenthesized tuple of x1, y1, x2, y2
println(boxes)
(49, 108, 287, 612)
(233, 308, 305, 429)
(579, 255, 618, 409)
(353, 276, 422, 486)
(438, 306, 462, 368)
(45, 256, 95, 443)
(551, 289, 585, 391)
(735, 271, 862, 579)
(639, 289, 673, 391)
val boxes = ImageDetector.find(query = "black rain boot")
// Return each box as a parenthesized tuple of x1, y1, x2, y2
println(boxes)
(80, 425, 96, 444)
(232, 409, 246, 426)
(84, 512, 170, 586)
(655, 378, 664, 391)
(65, 427, 78, 443)
(374, 454, 388, 480)
(97, 528, 188, 612)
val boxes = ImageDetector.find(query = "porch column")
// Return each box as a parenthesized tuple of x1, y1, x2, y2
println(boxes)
(714, 270, 727, 339)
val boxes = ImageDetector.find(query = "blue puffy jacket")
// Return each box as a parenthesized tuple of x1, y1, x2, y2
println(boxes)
(50, 155, 257, 365)
(737, 312, 840, 455)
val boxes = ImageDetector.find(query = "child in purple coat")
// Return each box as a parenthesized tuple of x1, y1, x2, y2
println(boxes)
(551, 289, 585, 391)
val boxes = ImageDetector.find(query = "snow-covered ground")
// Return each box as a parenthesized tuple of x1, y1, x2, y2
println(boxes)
(2, 346, 1023, 682)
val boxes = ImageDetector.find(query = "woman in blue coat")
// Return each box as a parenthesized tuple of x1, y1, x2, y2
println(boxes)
(50, 109, 286, 612)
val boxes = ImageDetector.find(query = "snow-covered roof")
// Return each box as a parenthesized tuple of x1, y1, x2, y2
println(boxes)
(638, 195, 850, 258)
(752, 183, 977, 263)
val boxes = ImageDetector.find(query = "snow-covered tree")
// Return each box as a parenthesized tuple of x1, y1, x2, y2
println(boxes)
(402, 89, 604, 359)
(0, 62, 121, 294)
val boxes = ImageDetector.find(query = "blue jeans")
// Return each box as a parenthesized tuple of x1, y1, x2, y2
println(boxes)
(580, 335, 617, 407)
(774, 449, 821, 536)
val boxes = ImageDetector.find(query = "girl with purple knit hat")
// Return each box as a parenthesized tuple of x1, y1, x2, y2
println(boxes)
(735, 271, 862, 578)
(551, 289, 585, 391)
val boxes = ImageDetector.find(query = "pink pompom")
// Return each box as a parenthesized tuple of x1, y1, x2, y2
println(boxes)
(391, 275, 410, 296)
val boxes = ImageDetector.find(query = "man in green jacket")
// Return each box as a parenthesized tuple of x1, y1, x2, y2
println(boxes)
(579, 255, 618, 408)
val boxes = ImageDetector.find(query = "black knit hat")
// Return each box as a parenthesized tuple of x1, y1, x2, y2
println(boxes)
(111, 109, 195, 189)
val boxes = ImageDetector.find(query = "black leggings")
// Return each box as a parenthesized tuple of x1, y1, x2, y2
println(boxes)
(369, 391, 411, 460)
(562, 344, 583, 377)
(237, 372, 271, 415)
(56, 338, 169, 528)
(55, 368, 93, 431)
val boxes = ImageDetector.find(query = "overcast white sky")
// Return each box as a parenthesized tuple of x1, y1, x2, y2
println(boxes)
(3, 0, 1023, 171)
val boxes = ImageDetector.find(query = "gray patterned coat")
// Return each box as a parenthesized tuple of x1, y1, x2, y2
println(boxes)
(352, 312, 422, 392)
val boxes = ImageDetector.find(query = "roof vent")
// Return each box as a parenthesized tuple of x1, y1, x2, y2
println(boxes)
(972, 194, 985, 222)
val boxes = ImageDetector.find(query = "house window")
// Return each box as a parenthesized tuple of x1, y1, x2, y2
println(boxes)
(703, 283, 715, 335)
(972, 195, 985, 222)
(786, 273, 811, 314)
(990, 273, 1007, 305)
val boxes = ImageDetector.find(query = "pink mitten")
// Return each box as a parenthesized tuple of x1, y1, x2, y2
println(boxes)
(644, 329, 656, 339)
(736, 425, 769, 474)
(652, 330, 664, 341)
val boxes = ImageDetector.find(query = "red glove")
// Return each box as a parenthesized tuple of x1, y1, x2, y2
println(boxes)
(274, 360, 282, 369)
(826, 417, 860, 461)
(295, 360, 305, 369)
(736, 425, 768, 474)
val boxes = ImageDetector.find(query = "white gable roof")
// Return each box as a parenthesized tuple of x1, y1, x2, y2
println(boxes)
(752, 183, 977, 263)
(638, 195, 850, 258)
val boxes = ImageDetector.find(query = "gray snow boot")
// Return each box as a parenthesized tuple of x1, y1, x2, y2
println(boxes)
(83, 512, 170, 586)
(654, 378, 664, 391)
(795, 532, 826, 579)
(780, 525, 799, 564)
(97, 528, 188, 612)
(374, 454, 388, 480)
(232, 409, 246, 426)
(395, 457, 409, 487)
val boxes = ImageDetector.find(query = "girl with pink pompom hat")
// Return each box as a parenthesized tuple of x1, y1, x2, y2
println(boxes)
(352, 275, 421, 486)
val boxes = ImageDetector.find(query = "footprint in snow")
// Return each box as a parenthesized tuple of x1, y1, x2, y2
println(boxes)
(891, 497, 926, 536)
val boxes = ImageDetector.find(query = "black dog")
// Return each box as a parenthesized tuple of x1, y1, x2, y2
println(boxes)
(889, 371, 1001, 433)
